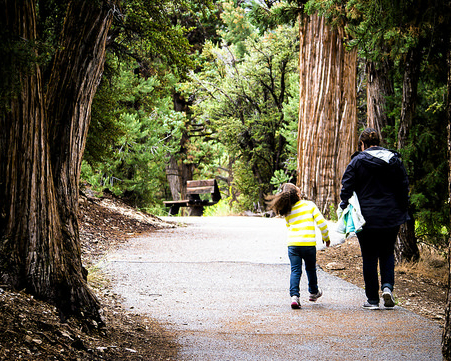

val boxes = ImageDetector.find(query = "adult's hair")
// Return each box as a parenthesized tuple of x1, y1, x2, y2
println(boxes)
(265, 183, 301, 217)
(359, 128, 380, 150)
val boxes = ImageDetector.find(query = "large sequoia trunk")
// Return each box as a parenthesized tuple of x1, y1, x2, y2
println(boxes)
(395, 47, 420, 263)
(0, 1, 113, 321)
(297, 14, 358, 215)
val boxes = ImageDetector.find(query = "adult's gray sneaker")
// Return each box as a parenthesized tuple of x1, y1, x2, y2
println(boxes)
(382, 287, 395, 308)
(362, 301, 379, 310)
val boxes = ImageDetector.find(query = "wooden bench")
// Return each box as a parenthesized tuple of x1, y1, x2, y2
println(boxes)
(164, 179, 221, 216)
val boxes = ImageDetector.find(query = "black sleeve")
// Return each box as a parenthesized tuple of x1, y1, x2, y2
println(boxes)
(340, 160, 356, 209)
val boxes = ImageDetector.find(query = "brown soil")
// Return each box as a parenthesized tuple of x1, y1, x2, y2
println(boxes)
(0, 192, 179, 361)
(316, 236, 448, 323)
(0, 193, 447, 360)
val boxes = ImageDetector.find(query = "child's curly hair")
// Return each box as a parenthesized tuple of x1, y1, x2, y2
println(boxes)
(265, 183, 301, 217)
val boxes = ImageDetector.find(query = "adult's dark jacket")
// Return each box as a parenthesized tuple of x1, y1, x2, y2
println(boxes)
(340, 146, 410, 229)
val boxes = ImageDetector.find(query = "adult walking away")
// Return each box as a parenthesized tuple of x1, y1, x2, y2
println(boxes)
(339, 128, 410, 310)
(267, 183, 330, 309)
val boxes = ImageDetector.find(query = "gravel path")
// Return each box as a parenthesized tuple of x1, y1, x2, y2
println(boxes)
(102, 216, 442, 360)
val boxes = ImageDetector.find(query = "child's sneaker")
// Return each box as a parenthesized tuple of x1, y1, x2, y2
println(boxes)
(382, 287, 395, 308)
(309, 287, 323, 302)
(291, 295, 301, 309)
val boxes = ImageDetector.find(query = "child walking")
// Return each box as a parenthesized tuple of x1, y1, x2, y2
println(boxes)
(267, 183, 330, 309)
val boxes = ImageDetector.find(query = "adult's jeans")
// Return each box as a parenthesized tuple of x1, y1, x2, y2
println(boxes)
(357, 226, 399, 304)
(288, 245, 318, 297)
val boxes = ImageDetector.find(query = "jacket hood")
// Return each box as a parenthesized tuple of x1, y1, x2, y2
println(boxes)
(365, 148, 395, 163)
(359, 147, 401, 169)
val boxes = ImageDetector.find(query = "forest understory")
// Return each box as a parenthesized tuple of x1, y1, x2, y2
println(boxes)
(0, 192, 447, 360)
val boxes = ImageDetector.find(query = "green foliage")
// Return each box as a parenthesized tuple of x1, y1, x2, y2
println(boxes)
(329, 203, 338, 222)
(246, 0, 304, 32)
(188, 141, 230, 181)
(231, 161, 261, 212)
(281, 72, 300, 175)
(114, 0, 214, 76)
(400, 83, 449, 248)
(36, 0, 68, 63)
(183, 17, 299, 208)
(203, 195, 239, 216)
(82, 59, 185, 208)
(304, 0, 450, 66)
(270, 169, 292, 193)
(218, 1, 256, 57)
(85, 57, 125, 166)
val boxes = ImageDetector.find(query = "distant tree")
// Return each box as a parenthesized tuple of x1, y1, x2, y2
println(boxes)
(366, 56, 394, 140)
(394, 44, 422, 262)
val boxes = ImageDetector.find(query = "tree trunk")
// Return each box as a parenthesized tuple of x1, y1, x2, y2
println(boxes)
(165, 155, 182, 201)
(442, 32, 451, 361)
(396, 47, 420, 263)
(167, 93, 196, 215)
(394, 215, 419, 262)
(297, 14, 358, 215)
(366, 57, 419, 262)
(398, 48, 419, 150)
(366, 58, 394, 141)
(0, 0, 113, 322)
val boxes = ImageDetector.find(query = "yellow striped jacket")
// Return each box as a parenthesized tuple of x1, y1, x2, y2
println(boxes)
(285, 200, 330, 246)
